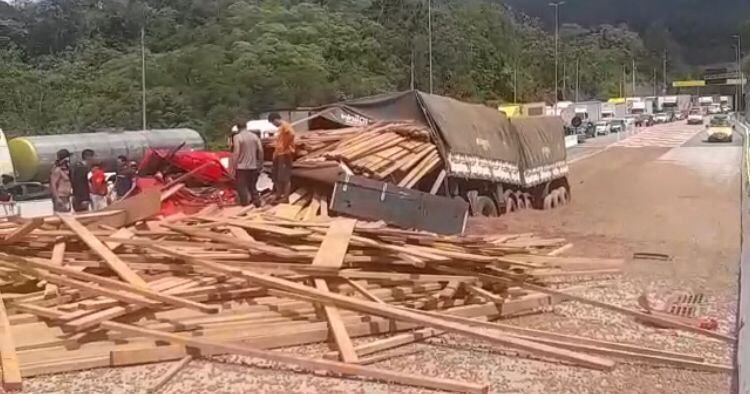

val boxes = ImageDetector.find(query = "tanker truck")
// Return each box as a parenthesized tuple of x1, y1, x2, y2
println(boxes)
(312, 90, 570, 217)
(0, 128, 204, 217)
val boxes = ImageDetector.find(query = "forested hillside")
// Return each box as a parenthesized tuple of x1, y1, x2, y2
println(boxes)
(1, 0, 666, 144)
(504, 0, 750, 66)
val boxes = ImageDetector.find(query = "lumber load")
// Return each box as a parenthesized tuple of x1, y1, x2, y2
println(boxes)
(0, 209, 730, 393)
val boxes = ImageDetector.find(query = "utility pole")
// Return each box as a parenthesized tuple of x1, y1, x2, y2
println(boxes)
(428, 0, 433, 94)
(141, 27, 147, 131)
(576, 57, 581, 102)
(631, 58, 636, 96)
(653, 67, 657, 97)
(735, 34, 744, 112)
(549, 1, 565, 111)
(562, 61, 567, 100)
(662, 50, 668, 95)
(621, 64, 626, 97)
(513, 60, 518, 103)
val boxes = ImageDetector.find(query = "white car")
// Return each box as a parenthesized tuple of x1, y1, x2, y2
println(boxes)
(708, 104, 721, 115)
(687, 112, 704, 125)
(594, 121, 611, 135)
(653, 113, 669, 123)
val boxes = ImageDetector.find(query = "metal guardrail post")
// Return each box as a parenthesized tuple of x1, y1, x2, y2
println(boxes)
(736, 115, 750, 394)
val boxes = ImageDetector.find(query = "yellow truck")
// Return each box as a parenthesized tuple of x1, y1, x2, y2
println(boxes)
(706, 115, 734, 143)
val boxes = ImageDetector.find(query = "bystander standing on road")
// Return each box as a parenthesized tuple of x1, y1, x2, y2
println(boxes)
(269, 113, 295, 203)
(89, 161, 108, 210)
(114, 155, 136, 200)
(49, 149, 72, 212)
(231, 122, 264, 208)
(70, 149, 94, 212)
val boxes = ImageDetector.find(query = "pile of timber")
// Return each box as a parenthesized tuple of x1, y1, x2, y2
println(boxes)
(0, 208, 734, 393)
(268, 122, 442, 189)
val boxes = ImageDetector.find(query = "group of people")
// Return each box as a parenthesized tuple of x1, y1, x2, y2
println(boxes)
(230, 113, 295, 208)
(49, 149, 137, 213)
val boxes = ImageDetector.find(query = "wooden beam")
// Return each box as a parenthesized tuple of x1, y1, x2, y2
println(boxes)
(57, 214, 148, 288)
(0, 256, 218, 314)
(1, 218, 43, 244)
(148, 355, 193, 393)
(311, 219, 358, 363)
(518, 282, 735, 343)
(0, 291, 22, 390)
(167, 256, 615, 370)
(103, 321, 488, 394)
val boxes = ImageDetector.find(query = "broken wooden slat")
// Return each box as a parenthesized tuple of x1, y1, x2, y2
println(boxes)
(0, 291, 22, 390)
(57, 214, 148, 288)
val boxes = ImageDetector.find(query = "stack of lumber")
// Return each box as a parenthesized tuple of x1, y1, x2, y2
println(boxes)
(0, 210, 733, 393)
(268, 122, 443, 189)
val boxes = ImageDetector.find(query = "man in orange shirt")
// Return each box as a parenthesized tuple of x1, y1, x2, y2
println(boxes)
(269, 113, 295, 203)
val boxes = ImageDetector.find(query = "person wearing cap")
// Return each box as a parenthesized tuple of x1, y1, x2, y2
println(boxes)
(50, 149, 73, 212)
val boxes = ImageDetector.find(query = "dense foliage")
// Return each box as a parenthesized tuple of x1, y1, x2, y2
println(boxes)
(1, 0, 658, 145)
(505, 0, 750, 68)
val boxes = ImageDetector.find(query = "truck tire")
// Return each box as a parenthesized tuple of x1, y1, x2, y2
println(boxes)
(475, 195, 498, 217)
(504, 195, 516, 214)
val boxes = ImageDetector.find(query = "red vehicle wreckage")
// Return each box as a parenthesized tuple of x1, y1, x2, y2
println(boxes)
(135, 148, 236, 215)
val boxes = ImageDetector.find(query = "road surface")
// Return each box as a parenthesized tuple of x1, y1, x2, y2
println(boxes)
(472, 120, 741, 393)
(23, 121, 741, 394)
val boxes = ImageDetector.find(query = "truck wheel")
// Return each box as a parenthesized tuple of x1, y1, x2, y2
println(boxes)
(475, 195, 498, 217)
(557, 187, 568, 206)
(514, 191, 526, 210)
(504, 196, 516, 214)
(524, 193, 533, 208)
(543, 194, 553, 210)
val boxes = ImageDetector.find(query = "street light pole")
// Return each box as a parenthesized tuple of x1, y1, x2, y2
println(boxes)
(549, 1, 565, 111)
(735, 34, 744, 112)
(576, 57, 581, 102)
(631, 58, 636, 96)
(141, 27, 147, 131)
(662, 50, 668, 95)
(428, 0, 433, 94)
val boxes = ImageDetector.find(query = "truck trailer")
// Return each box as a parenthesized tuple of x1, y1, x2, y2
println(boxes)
(311, 90, 570, 216)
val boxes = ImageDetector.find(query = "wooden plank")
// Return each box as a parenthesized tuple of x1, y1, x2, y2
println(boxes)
(170, 257, 615, 370)
(429, 170, 447, 195)
(311, 219, 358, 363)
(1, 218, 43, 244)
(345, 279, 386, 304)
(148, 355, 193, 393)
(93, 188, 161, 228)
(44, 241, 66, 298)
(102, 321, 489, 394)
(57, 214, 148, 288)
(0, 291, 22, 390)
(104, 227, 135, 251)
(517, 281, 734, 343)
(2, 256, 218, 314)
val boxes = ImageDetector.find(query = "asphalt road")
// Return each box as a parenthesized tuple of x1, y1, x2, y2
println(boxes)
(488, 120, 741, 393)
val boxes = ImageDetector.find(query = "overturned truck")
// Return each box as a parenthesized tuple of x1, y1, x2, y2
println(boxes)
(310, 90, 570, 217)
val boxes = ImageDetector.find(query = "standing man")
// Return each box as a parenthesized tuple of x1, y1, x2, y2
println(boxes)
(50, 149, 73, 212)
(70, 149, 94, 212)
(114, 155, 136, 199)
(231, 122, 264, 208)
(268, 113, 295, 203)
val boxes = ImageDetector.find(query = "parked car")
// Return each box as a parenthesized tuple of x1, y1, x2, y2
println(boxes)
(609, 119, 626, 133)
(624, 115, 637, 129)
(653, 113, 670, 123)
(595, 121, 611, 136)
(635, 114, 654, 127)
(673, 112, 686, 121)
(687, 109, 704, 125)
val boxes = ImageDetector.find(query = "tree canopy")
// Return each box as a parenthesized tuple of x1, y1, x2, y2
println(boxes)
(1, 0, 661, 145)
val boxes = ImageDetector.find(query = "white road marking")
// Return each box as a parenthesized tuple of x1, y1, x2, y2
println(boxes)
(610, 125, 703, 148)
